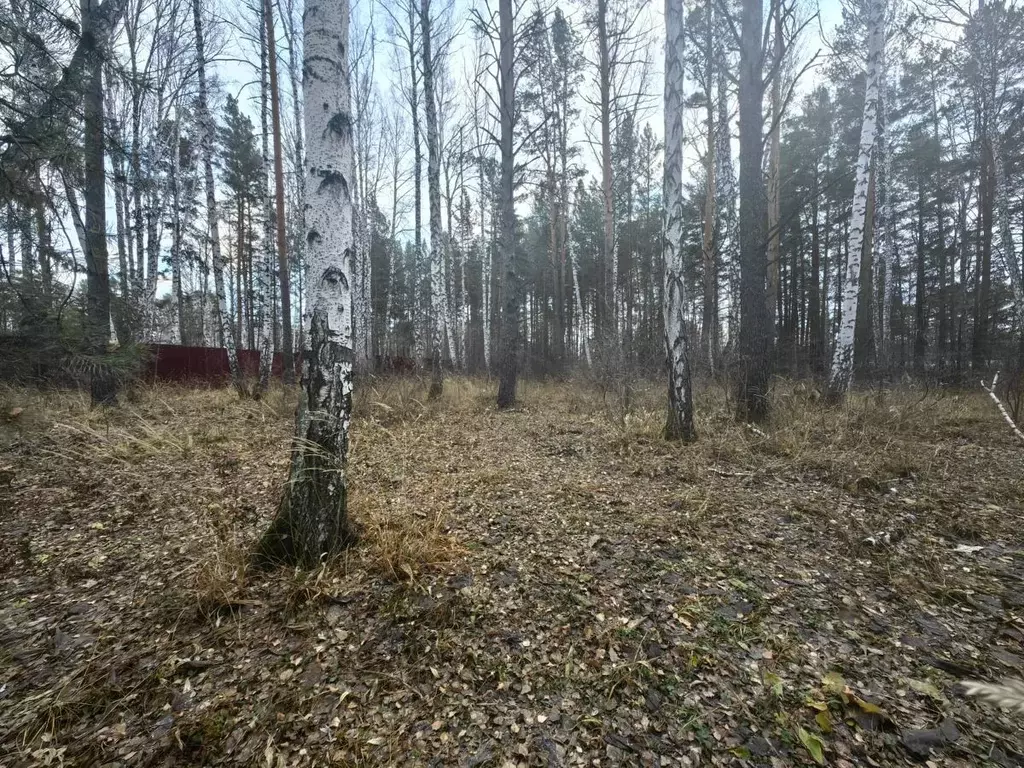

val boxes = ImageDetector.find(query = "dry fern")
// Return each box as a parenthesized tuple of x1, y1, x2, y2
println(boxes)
(961, 678, 1024, 714)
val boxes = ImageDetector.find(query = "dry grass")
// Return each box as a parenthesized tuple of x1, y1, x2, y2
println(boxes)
(2, 375, 1023, 766)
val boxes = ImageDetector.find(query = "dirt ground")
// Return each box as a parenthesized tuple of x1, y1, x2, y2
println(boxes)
(1, 376, 1023, 767)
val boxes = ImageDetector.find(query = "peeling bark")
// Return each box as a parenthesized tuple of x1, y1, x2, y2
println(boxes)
(662, 0, 695, 441)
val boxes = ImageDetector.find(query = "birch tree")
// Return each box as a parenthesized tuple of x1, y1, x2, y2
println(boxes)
(875, 48, 897, 371)
(257, 0, 356, 567)
(193, 0, 244, 395)
(471, 35, 493, 373)
(258, 0, 275, 392)
(422, 0, 445, 398)
(827, 0, 885, 403)
(266, 0, 294, 384)
(662, 0, 694, 440)
(994, 135, 1023, 327)
(570, 212, 591, 367)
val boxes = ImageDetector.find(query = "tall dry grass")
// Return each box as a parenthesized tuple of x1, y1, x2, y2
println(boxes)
(2, 374, 1010, 609)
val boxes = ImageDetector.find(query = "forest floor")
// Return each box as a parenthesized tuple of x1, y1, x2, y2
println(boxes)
(1, 376, 1024, 767)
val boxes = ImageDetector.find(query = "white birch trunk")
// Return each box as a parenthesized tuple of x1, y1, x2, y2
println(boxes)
(993, 134, 1023, 325)
(766, 5, 782, 335)
(350, 58, 372, 370)
(459, 238, 467, 370)
(170, 110, 183, 344)
(284, 0, 307, 340)
(258, 14, 275, 392)
(877, 52, 896, 369)
(482, 237, 491, 372)
(351, 191, 370, 368)
(828, 0, 885, 401)
(192, 0, 243, 393)
(256, 0, 355, 567)
(663, 0, 694, 440)
(422, 0, 444, 397)
(715, 73, 737, 346)
(443, 234, 458, 368)
(570, 225, 591, 367)
(144, 123, 165, 336)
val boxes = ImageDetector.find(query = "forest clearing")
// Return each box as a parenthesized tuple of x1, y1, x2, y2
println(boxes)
(2, 377, 1023, 767)
(4, 0, 1024, 761)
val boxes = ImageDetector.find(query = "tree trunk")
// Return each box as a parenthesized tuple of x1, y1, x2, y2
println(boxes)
(766, 1, 782, 342)
(82, 0, 116, 405)
(495, 0, 519, 408)
(809, 168, 822, 373)
(570, 222, 590, 367)
(827, 0, 884, 403)
(973, 134, 994, 370)
(284, 0, 306, 346)
(105, 99, 131, 343)
(876, 64, 895, 373)
(736, 0, 771, 420)
(421, 0, 444, 399)
(406, 0, 424, 362)
(994, 134, 1023, 328)
(256, 0, 356, 568)
(700, 0, 716, 370)
(258, 3, 276, 393)
(171, 112, 185, 344)
(237, 198, 246, 348)
(266, 0, 294, 384)
(663, 0, 695, 440)
(715, 70, 736, 360)
(193, 0, 244, 395)
(483, 227, 492, 373)
(914, 170, 927, 369)
(597, 0, 615, 347)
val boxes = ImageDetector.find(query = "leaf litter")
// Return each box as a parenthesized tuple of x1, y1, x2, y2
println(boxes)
(1, 378, 1023, 766)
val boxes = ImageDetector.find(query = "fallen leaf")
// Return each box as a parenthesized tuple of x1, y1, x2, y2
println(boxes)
(816, 710, 832, 734)
(822, 671, 846, 694)
(797, 726, 825, 765)
(908, 678, 943, 700)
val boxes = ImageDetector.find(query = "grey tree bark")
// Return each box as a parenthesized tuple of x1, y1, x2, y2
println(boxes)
(82, 0, 116, 405)
(495, 0, 519, 408)
(766, 2, 782, 340)
(736, 0, 771, 421)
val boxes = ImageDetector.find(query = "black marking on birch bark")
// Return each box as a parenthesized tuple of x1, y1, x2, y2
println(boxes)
(307, 229, 321, 245)
(321, 266, 349, 290)
(316, 170, 348, 197)
(327, 111, 353, 139)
